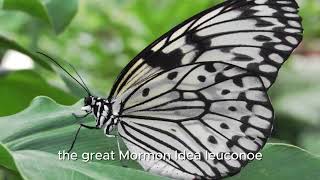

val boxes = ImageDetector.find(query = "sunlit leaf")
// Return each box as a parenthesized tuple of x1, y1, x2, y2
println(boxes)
(0, 35, 52, 71)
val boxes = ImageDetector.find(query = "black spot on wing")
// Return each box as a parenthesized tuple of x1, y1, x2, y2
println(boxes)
(254, 35, 272, 42)
(226, 140, 234, 148)
(198, 75, 206, 82)
(221, 47, 235, 53)
(142, 88, 150, 97)
(186, 33, 211, 51)
(221, 89, 230, 95)
(220, 123, 230, 129)
(240, 116, 251, 132)
(238, 7, 258, 18)
(233, 77, 244, 88)
(144, 49, 183, 69)
(208, 135, 217, 144)
(228, 106, 237, 112)
(204, 63, 216, 72)
(167, 71, 178, 80)
(215, 72, 229, 83)
(233, 53, 254, 61)
(255, 18, 274, 27)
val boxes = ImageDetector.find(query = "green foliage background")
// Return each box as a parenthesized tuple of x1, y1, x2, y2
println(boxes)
(0, 0, 319, 179)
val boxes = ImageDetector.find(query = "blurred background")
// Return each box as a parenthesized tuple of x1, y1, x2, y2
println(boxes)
(0, 0, 319, 157)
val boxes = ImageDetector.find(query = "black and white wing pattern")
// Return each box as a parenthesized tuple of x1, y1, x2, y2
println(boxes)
(107, 0, 302, 179)
(117, 62, 273, 179)
(109, 0, 302, 98)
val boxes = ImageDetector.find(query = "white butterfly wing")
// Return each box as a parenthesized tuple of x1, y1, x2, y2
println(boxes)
(117, 62, 273, 179)
(108, 0, 302, 179)
(109, 0, 303, 98)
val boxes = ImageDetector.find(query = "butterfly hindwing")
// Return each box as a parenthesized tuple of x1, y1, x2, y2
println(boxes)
(110, 0, 302, 98)
(117, 62, 273, 179)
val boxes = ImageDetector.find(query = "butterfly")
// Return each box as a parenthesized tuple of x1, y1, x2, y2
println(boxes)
(40, 0, 303, 179)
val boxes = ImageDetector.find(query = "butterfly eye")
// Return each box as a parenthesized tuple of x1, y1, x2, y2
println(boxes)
(84, 97, 92, 105)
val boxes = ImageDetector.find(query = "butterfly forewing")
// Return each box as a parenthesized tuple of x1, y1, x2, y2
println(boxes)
(116, 62, 273, 179)
(109, 0, 302, 98)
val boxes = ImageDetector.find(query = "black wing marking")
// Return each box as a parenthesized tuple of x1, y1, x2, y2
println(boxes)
(117, 62, 273, 179)
(109, 0, 303, 99)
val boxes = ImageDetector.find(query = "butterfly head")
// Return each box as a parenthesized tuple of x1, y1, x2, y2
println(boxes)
(81, 95, 96, 113)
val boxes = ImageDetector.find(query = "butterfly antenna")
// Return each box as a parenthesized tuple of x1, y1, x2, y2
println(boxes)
(37, 52, 91, 95)
(66, 62, 92, 95)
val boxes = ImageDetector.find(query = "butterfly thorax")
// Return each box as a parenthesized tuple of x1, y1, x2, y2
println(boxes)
(81, 96, 120, 135)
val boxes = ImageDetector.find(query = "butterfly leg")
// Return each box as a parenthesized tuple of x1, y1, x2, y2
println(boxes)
(103, 115, 127, 167)
(107, 128, 129, 168)
(116, 133, 128, 168)
(72, 112, 90, 119)
(67, 123, 99, 153)
(105, 134, 115, 138)
(103, 132, 127, 167)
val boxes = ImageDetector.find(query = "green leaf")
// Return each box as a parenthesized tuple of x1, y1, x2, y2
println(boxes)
(0, 70, 77, 116)
(0, 35, 52, 71)
(0, 96, 139, 167)
(0, 166, 22, 180)
(0, 145, 166, 180)
(0, 96, 167, 179)
(2, 0, 49, 23)
(0, 143, 17, 171)
(230, 143, 320, 180)
(0, 145, 22, 180)
(2, 0, 78, 34)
